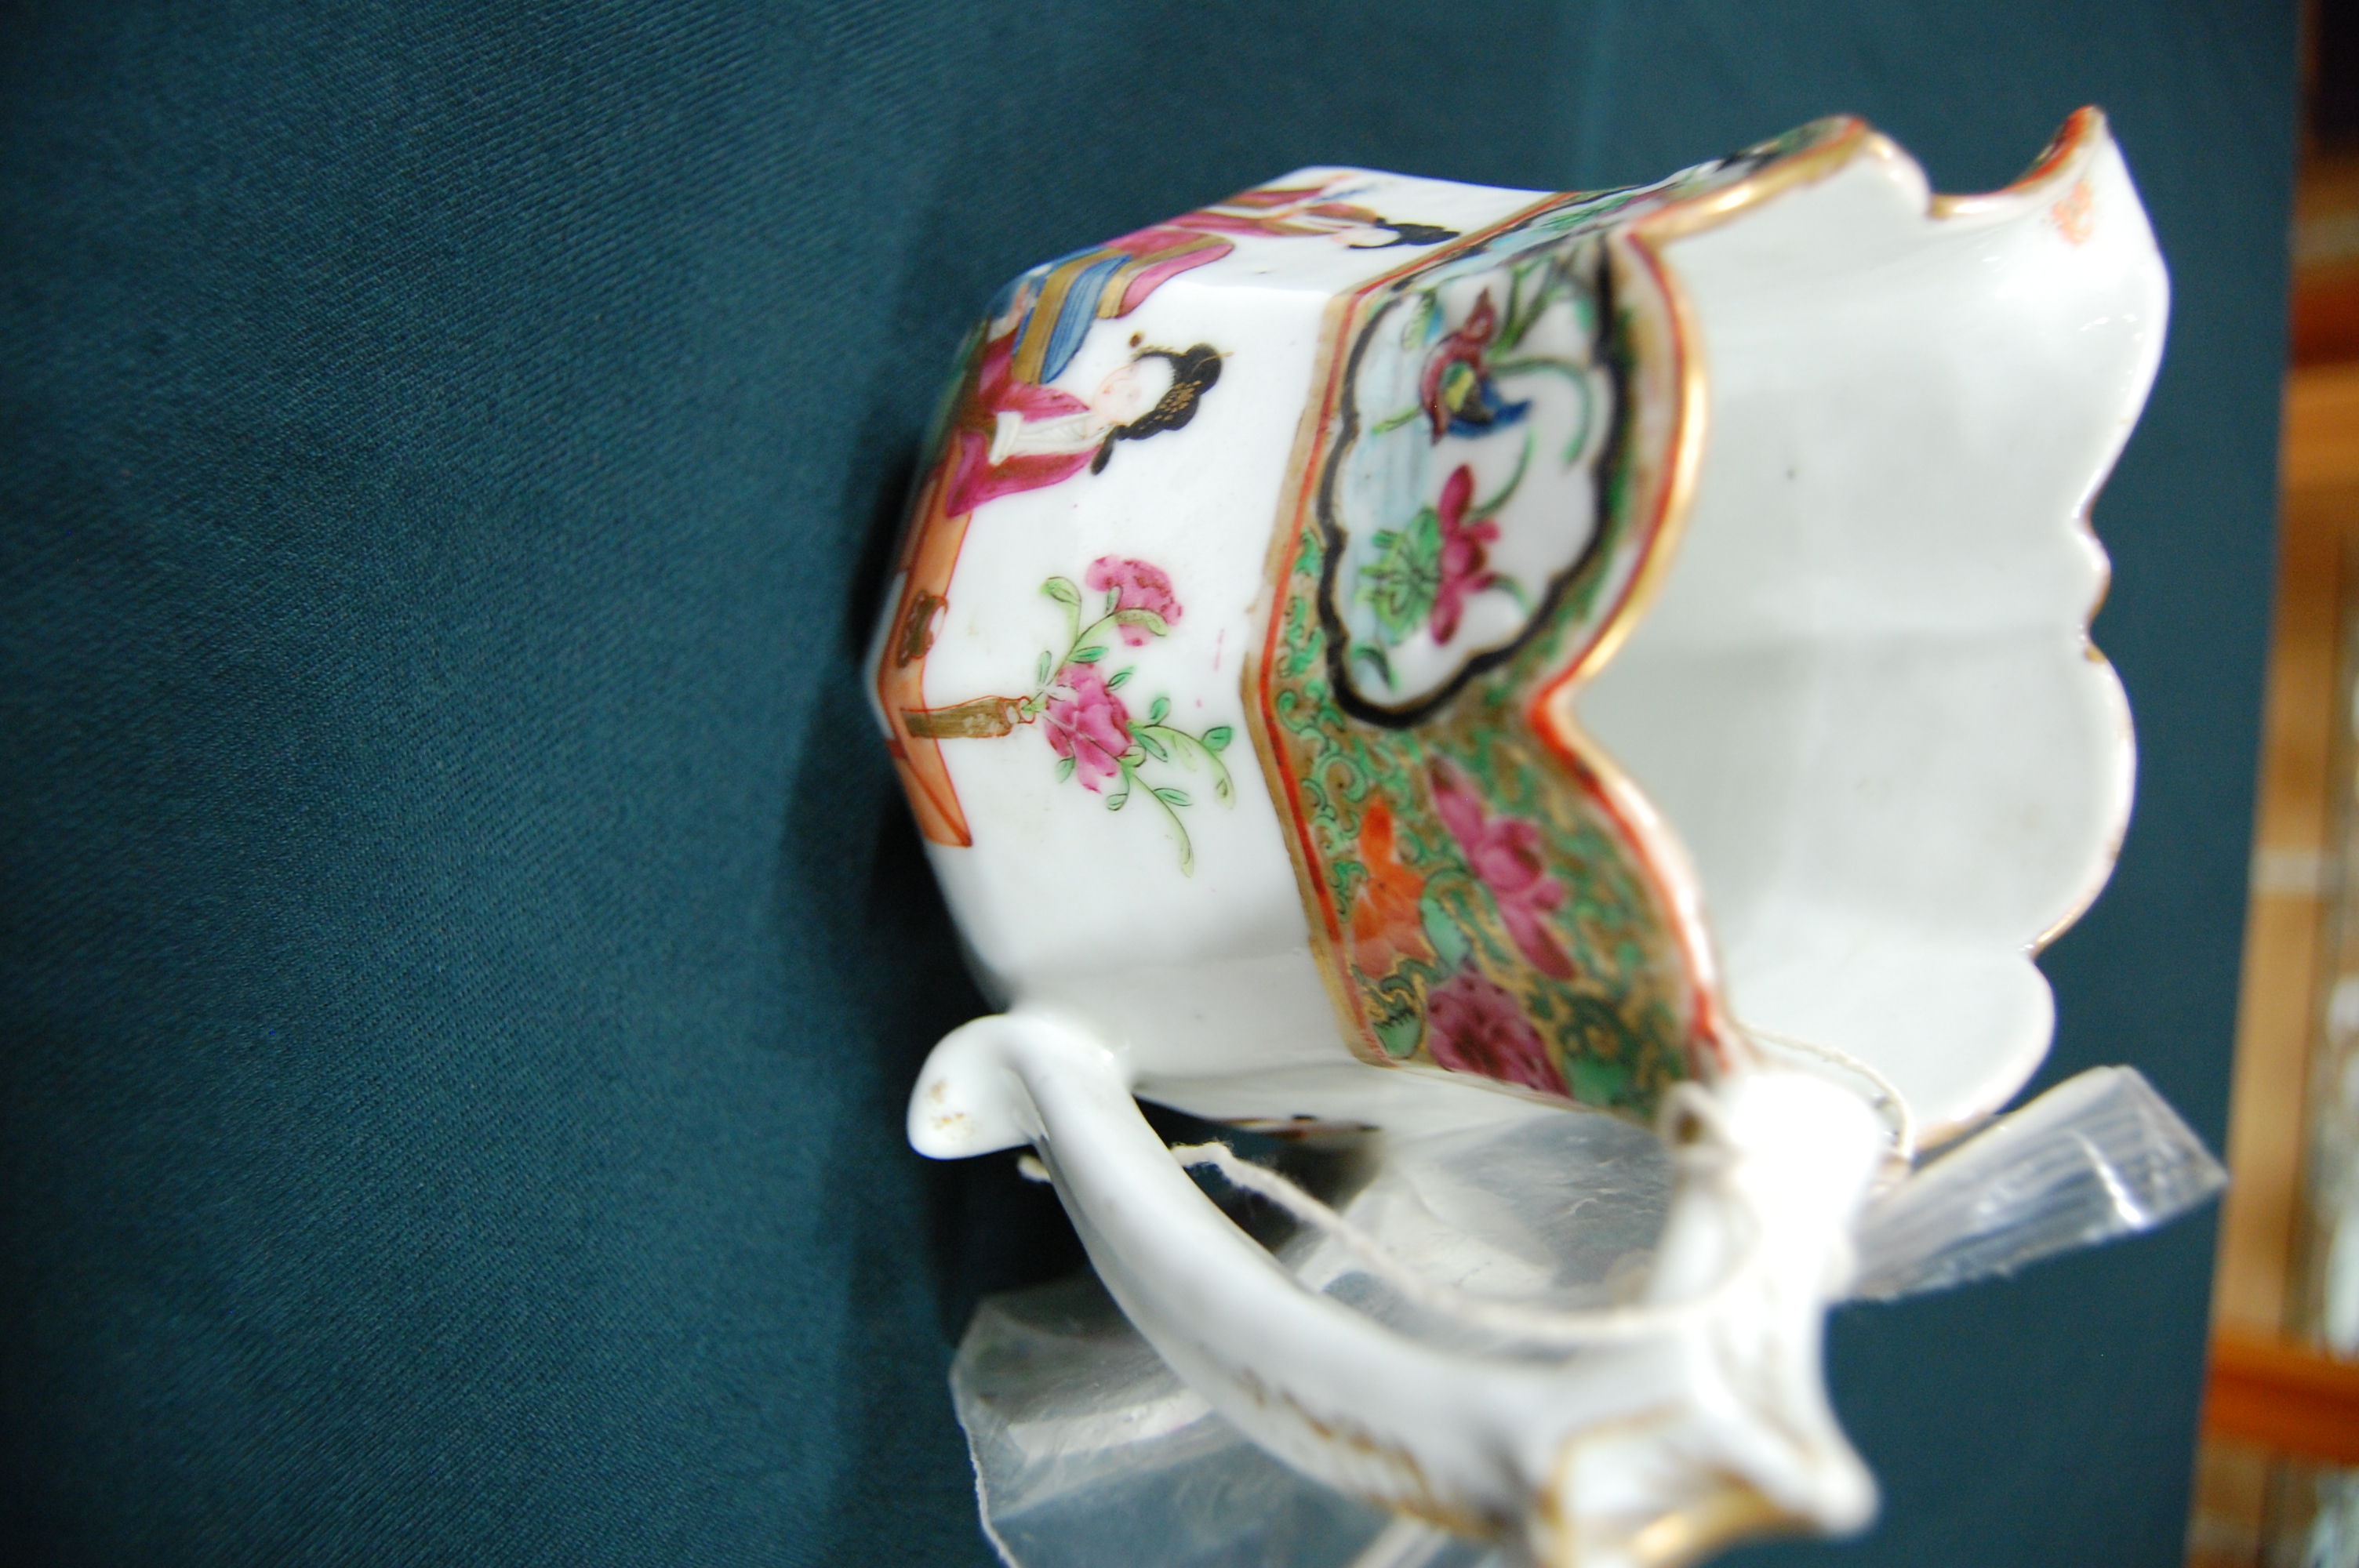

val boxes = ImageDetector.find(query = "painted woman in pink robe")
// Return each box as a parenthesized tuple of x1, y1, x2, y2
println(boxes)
(878, 331, 1221, 845)
(942, 331, 1220, 516)
(878, 176, 1456, 845)
(997, 180, 1459, 387)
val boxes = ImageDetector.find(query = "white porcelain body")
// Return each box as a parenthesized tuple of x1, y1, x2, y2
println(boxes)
(879, 114, 2157, 1138)
(1586, 132, 2154, 1139)
(879, 112, 2166, 1565)
(882, 169, 1560, 1131)
(916, 1008, 1887, 1565)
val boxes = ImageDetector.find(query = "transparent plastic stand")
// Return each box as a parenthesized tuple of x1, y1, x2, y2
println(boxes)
(951, 1067, 2224, 1568)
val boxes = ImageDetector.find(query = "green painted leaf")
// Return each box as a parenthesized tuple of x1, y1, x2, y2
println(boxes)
(1356, 506, 1442, 644)
(1466, 433, 1532, 523)
(1112, 608, 1169, 637)
(1202, 726, 1233, 753)
(1420, 893, 1471, 972)
(1568, 1057, 1631, 1109)
(1135, 731, 1169, 763)
(1070, 644, 1107, 663)
(1406, 292, 1439, 345)
(1154, 787, 1191, 808)
(1035, 651, 1052, 684)
(1106, 666, 1133, 688)
(1054, 755, 1076, 783)
(1147, 695, 1170, 725)
(1042, 576, 1081, 606)
(1372, 1010, 1424, 1060)
(1105, 789, 1129, 811)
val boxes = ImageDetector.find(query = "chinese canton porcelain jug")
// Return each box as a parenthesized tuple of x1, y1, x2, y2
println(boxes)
(870, 110, 2163, 1566)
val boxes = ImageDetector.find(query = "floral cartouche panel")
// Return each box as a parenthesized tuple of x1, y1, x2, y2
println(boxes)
(1249, 121, 1859, 1116)
(875, 125, 1865, 1119)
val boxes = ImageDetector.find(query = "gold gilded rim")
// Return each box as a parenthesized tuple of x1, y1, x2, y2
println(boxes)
(1536, 1407, 1819, 1568)
(1241, 184, 1605, 1049)
(1244, 125, 1884, 1087)
(1530, 118, 1880, 1073)
(1245, 107, 2132, 1104)
(1547, 107, 2135, 1094)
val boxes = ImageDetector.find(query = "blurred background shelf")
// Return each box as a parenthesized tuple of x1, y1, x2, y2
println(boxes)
(2190, 13, 2359, 1561)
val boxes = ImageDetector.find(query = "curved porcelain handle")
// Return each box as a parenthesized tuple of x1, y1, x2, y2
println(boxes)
(912, 1012, 1888, 1566)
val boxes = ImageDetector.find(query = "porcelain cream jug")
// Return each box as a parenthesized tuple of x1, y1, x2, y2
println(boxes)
(867, 109, 2164, 1566)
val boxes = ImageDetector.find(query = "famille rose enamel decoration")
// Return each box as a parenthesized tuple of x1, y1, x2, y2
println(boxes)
(870, 111, 2172, 1567)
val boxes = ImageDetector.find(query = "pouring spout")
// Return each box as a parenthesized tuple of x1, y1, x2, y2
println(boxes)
(909, 1014, 1887, 1562)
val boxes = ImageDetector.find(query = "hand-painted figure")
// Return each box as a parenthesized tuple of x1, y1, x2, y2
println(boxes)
(878, 329, 1221, 847)
(996, 182, 1460, 388)
(948, 333, 1222, 516)
(878, 178, 1457, 848)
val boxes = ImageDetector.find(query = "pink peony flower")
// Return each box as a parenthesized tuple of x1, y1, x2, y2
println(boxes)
(1086, 556, 1184, 646)
(1042, 662, 1132, 790)
(1425, 965, 1564, 1095)
(1428, 465, 1500, 645)
(1430, 761, 1576, 979)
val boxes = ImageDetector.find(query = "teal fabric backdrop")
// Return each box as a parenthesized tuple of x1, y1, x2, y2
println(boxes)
(0, 2, 2292, 1563)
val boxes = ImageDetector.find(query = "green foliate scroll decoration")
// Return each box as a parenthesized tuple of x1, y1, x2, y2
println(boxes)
(1251, 122, 1861, 1120)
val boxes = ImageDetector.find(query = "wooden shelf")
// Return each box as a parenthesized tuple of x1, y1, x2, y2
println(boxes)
(2204, 1329, 2359, 1465)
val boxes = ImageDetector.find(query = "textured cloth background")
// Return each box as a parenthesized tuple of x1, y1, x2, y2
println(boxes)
(0, 2, 2292, 1563)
